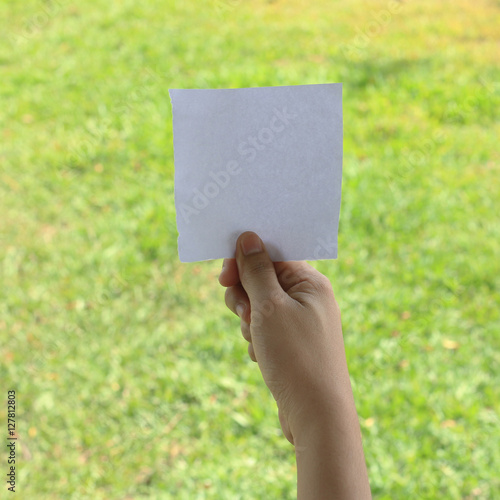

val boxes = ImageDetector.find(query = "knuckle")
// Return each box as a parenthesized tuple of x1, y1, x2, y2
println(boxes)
(311, 274, 334, 295)
(269, 289, 287, 307)
(252, 292, 285, 320)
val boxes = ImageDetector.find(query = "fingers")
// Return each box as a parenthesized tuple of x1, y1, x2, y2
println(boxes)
(224, 283, 250, 324)
(248, 342, 257, 362)
(235, 232, 286, 304)
(218, 258, 239, 287)
(219, 232, 323, 368)
(274, 260, 318, 294)
(224, 284, 255, 361)
(219, 251, 317, 296)
(240, 317, 251, 342)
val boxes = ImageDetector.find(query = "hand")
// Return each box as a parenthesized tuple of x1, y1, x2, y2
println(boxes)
(219, 231, 354, 445)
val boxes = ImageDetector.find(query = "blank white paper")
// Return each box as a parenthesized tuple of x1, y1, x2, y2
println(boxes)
(169, 83, 343, 262)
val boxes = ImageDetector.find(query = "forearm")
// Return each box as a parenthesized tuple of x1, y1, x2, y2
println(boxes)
(294, 391, 371, 500)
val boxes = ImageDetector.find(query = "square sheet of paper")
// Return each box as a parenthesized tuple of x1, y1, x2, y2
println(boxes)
(169, 83, 343, 262)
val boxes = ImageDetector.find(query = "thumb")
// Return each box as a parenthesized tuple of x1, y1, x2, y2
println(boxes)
(236, 231, 284, 305)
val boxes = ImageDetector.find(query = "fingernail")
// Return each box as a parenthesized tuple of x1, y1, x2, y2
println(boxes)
(241, 233, 262, 256)
(236, 304, 246, 319)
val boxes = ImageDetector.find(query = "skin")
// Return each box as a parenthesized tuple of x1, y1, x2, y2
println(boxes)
(219, 231, 372, 499)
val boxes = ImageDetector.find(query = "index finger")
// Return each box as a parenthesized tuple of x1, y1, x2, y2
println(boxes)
(218, 258, 239, 287)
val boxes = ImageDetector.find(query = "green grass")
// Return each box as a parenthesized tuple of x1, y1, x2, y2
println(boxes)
(1, 0, 499, 498)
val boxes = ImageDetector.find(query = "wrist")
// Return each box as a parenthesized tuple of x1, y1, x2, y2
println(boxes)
(289, 367, 358, 443)
(292, 386, 359, 450)
(293, 391, 371, 499)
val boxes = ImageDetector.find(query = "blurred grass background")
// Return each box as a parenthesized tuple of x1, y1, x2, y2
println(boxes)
(1, 0, 499, 498)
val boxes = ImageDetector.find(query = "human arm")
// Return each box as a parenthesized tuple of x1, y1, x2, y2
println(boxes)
(219, 231, 371, 499)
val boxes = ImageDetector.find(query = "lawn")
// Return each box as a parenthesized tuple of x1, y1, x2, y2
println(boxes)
(1, 0, 499, 498)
